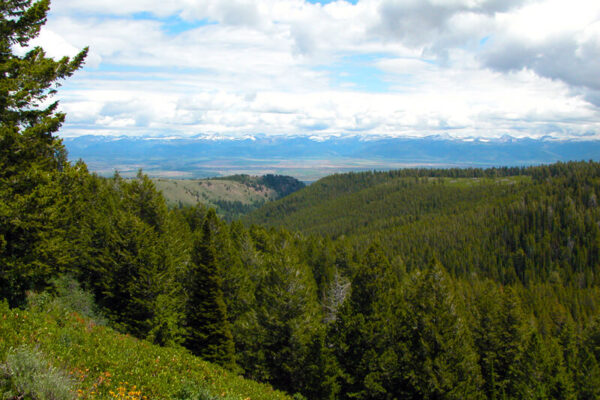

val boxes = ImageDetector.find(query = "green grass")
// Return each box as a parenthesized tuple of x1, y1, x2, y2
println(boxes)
(0, 300, 291, 400)
(437, 175, 532, 188)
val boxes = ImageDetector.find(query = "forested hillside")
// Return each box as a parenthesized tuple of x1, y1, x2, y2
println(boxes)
(154, 174, 304, 220)
(247, 163, 600, 287)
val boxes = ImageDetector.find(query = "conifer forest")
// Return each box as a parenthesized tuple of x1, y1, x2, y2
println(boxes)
(2, 1, 600, 400)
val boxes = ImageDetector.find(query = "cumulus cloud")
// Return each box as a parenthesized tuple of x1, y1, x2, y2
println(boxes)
(480, 1, 600, 93)
(369, 0, 523, 50)
(36, 0, 600, 139)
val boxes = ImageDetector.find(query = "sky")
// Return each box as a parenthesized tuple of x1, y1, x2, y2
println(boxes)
(26, 0, 600, 139)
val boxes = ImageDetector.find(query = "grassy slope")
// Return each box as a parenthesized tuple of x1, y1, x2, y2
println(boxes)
(154, 175, 305, 220)
(153, 178, 276, 208)
(0, 300, 291, 400)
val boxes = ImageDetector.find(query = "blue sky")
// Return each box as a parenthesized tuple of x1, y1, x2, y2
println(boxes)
(30, 0, 600, 139)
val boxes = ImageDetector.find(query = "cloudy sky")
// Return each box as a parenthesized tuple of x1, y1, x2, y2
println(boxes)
(30, 0, 600, 139)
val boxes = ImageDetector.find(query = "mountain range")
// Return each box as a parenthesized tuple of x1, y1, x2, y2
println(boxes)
(63, 134, 600, 180)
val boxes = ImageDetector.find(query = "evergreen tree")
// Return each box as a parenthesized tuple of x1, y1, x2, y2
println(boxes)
(394, 260, 484, 399)
(330, 242, 399, 400)
(577, 316, 600, 399)
(516, 333, 575, 399)
(222, 221, 262, 377)
(185, 209, 236, 369)
(471, 283, 532, 399)
(241, 229, 322, 395)
(0, 0, 87, 305)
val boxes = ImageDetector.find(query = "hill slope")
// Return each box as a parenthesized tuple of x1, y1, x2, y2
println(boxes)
(154, 174, 304, 220)
(246, 162, 600, 286)
(245, 168, 530, 237)
(0, 298, 291, 400)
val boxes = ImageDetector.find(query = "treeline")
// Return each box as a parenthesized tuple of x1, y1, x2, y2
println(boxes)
(212, 198, 265, 220)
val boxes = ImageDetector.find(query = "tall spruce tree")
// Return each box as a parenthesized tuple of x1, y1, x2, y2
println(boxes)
(330, 242, 399, 400)
(394, 260, 484, 399)
(248, 229, 322, 394)
(185, 209, 236, 369)
(470, 282, 533, 400)
(0, 0, 87, 305)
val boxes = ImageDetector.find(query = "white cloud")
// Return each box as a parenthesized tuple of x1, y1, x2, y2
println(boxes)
(481, 1, 600, 87)
(31, 0, 599, 139)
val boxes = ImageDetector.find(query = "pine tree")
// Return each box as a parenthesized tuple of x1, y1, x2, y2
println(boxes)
(516, 333, 575, 399)
(0, 0, 87, 305)
(577, 316, 600, 399)
(471, 283, 532, 399)
(394, 260, 484, 399)
(251, 230, 322, 394)
(330, 242, 399, 400)
(185, 209, 236, 369)
(0, 0, 87, 179)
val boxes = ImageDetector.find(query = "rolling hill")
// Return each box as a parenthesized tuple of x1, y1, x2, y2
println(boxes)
(154, 174, 304, 220)
(246, 162, 600, 287)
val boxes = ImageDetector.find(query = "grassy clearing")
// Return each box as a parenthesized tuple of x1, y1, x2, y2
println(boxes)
(153, 179, 276, 209)
(438, 175, 532, 187)
(0, 300, 291, 400)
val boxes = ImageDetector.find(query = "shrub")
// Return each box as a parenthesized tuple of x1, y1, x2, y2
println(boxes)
(0, 301, 291, 400)
(0, 346, 75, 400)
(26, 275, 107, 326)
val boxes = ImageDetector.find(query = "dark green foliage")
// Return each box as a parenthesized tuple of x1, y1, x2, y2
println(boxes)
(260, 174, 306, 197)
(62, 172, 188, 346)
(518, 333, 575, 399)
(162, 174, 305, 221)
(4, 153, 600, 400)
(330, 242, 398, 400)
(0, 0, 88, 132)
(211, 174, 305, 220)
(0, 0, 87, 306)
(577, 316, 600, 399)
(389, 261, 483, 400)
(215, 174, 305, 198)
(185, 209, 236, 369)
(213, 199, 263, 220)
(245, 230, 322, 393)
(247, 162, 600, 289)
(470, 282, 532, 399)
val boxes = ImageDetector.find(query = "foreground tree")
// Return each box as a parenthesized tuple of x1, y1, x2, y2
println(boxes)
(330, 242, 399, 400)
(0, 0, 87, 305)
(185, 209, 236, 369)
(1, 0, 87, 166)
(391, 260, 483, 399)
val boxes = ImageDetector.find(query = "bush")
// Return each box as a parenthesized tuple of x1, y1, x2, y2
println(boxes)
(174, 384, 222, 400)
(0, 300, 292, 400)
(26, 275, 106, 326)
(0, 346, 75, 400)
